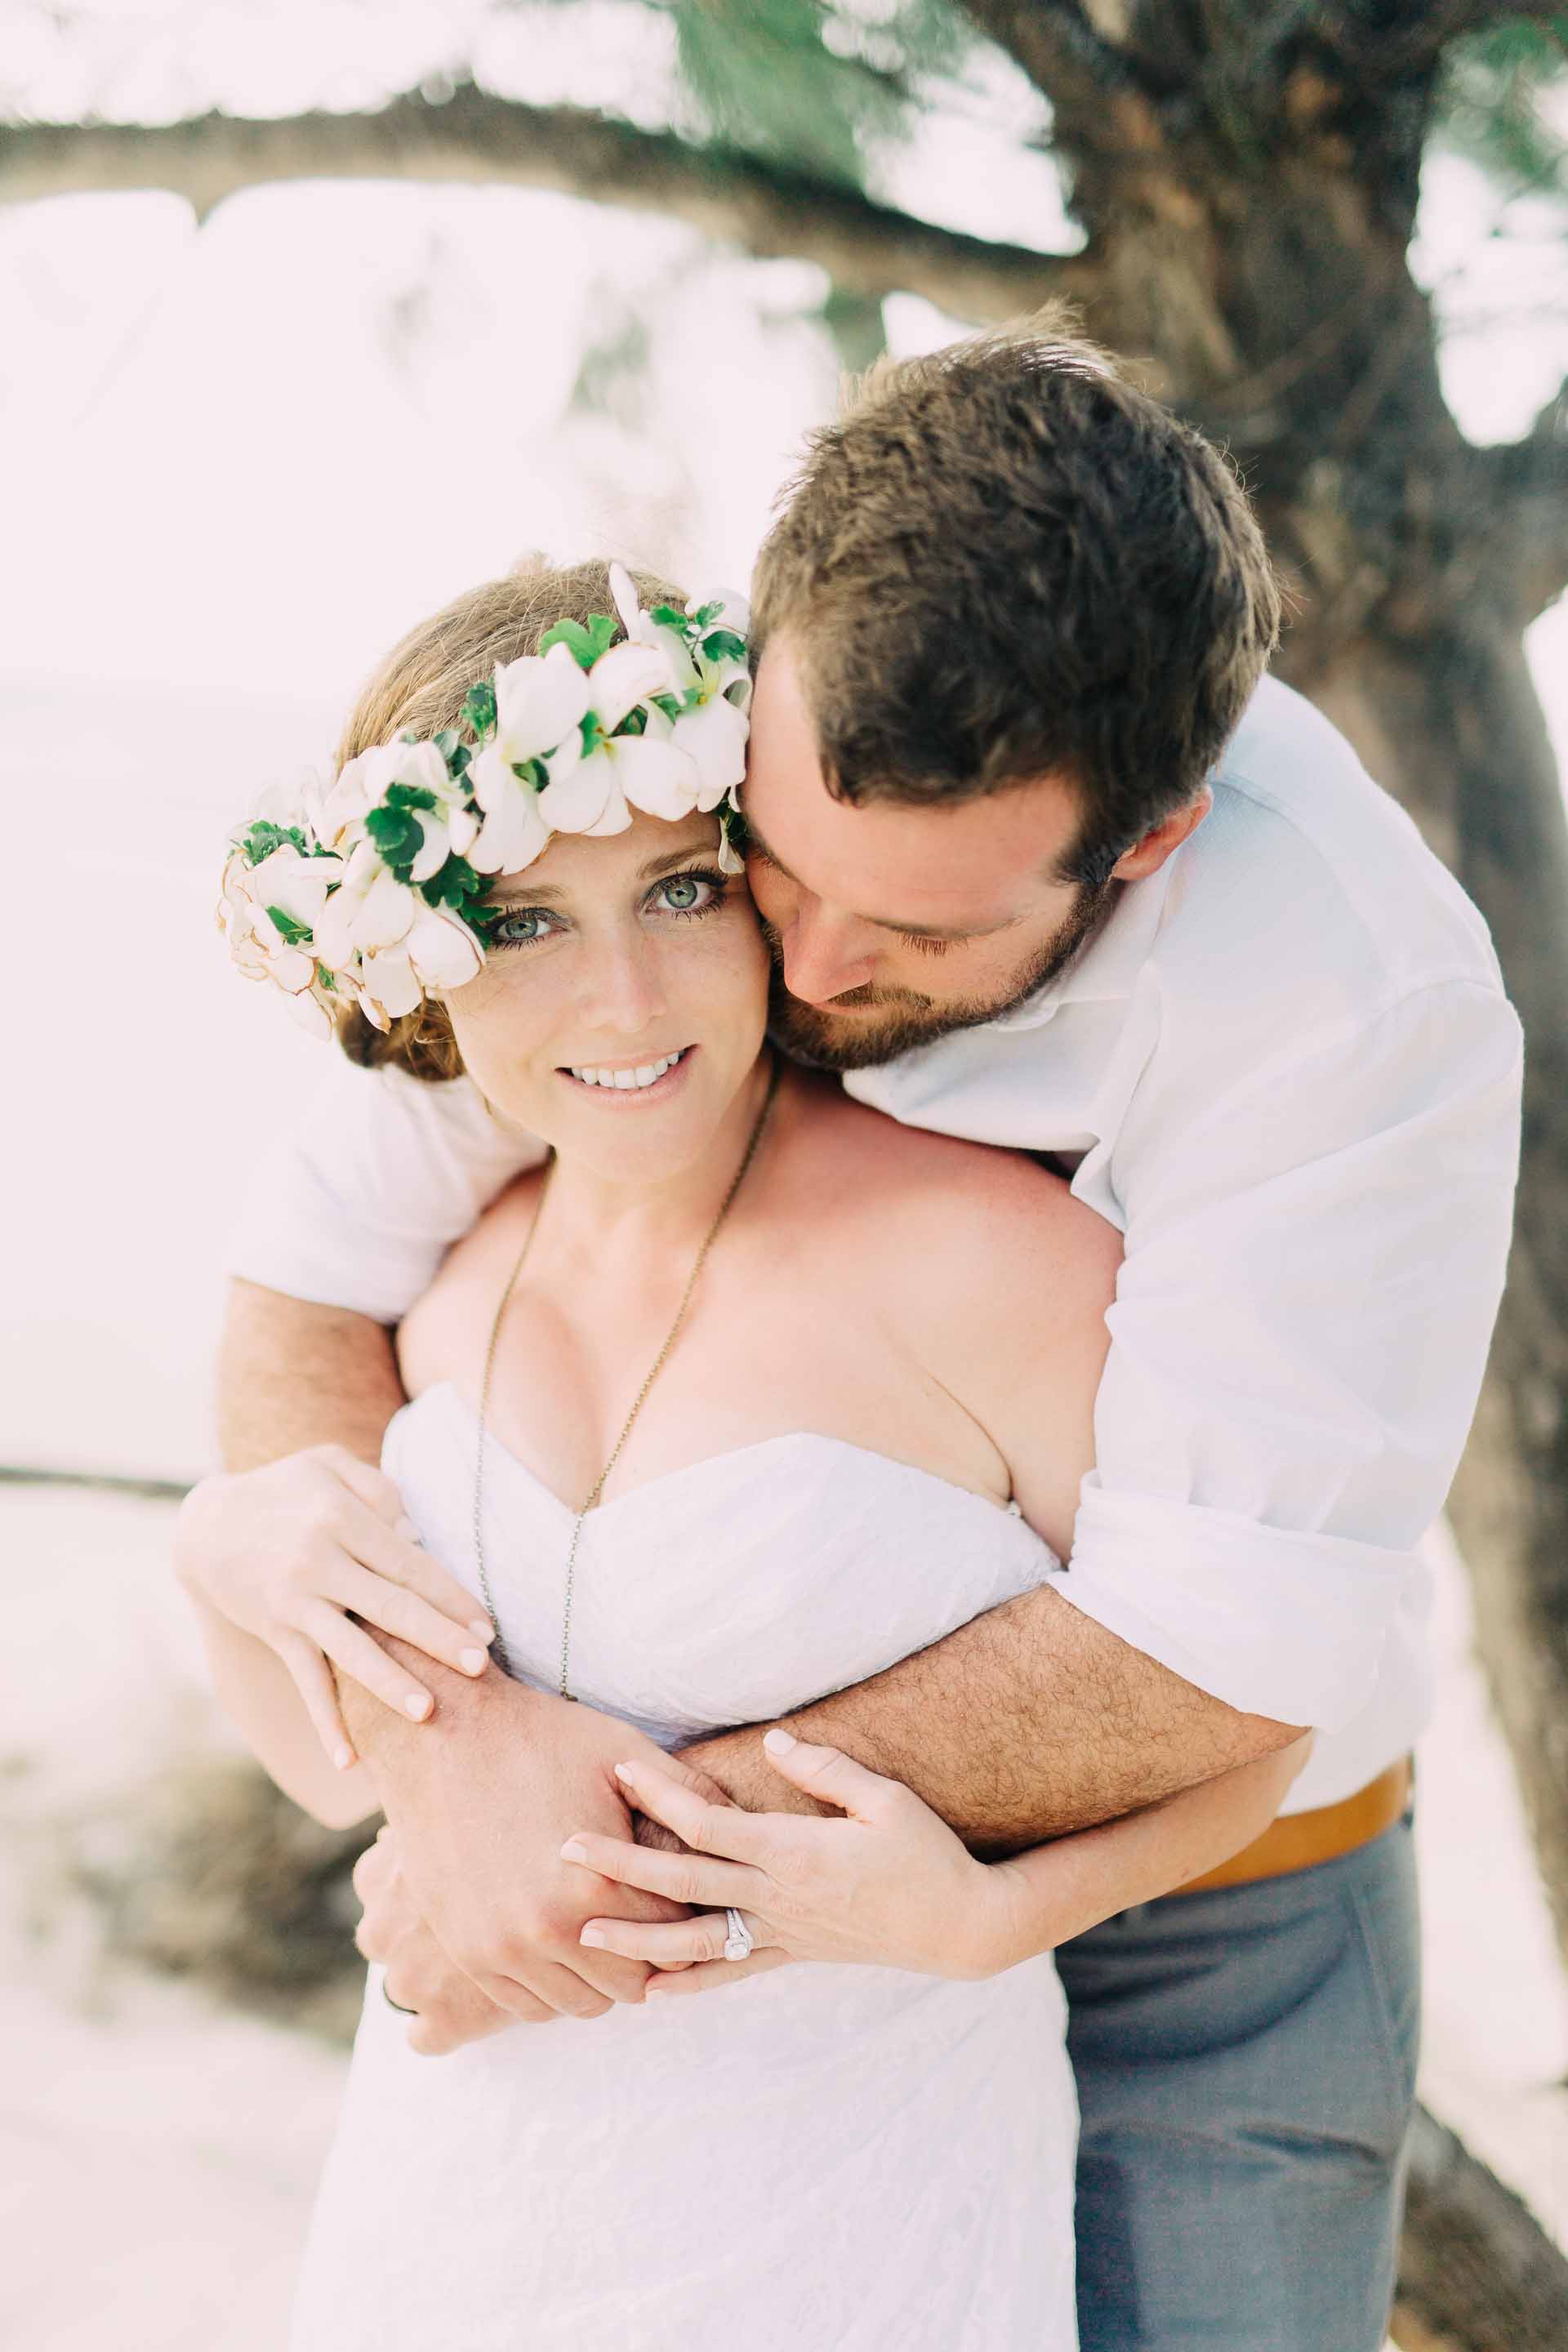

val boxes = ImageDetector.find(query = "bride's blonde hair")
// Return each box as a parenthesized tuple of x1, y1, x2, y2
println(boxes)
(333, 554, 684, 1084)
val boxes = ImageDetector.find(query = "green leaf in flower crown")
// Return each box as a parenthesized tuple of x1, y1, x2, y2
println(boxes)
(700, 629, 747, 664)
(422, 851, 483, 913)
(383, 782, 439, 813)
(265, 905, 314, 947)
(540, 611, 618, 670)
(315, 963, 337, 991)
(365, 803, 423, 875)
(433, 728, 459, 761)
(461, 680, 497, 740)
(649, 604, 695, 635)
(618, 704, 648, 736)
(235, 817, 309, 866)
(446, 742, 471, 777)
(690, 601, 723, 630)
(510, 757, 548, 790)
(648, 693, 683, 722)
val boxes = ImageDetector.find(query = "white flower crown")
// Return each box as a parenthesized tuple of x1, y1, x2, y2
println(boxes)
(218, 564, 751, 1038)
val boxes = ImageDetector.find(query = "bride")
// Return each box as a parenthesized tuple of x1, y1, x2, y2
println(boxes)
(181, 558, 1303, 2350)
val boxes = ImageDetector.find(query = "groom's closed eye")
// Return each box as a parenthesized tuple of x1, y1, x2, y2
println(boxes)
(747, 822, 1008, 948)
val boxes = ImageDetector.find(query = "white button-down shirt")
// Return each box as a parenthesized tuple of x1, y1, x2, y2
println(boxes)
(227, 679, 1522, 1815)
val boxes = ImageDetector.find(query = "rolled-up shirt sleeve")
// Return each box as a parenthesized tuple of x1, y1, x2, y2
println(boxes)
(1051, 978, 1522, 1729)
(225, 1054, 542, 1325)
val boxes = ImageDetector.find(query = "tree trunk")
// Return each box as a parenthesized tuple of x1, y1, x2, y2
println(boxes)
(1395, 2104, 1568, 2350)
(1301, 621, 1568, 1947)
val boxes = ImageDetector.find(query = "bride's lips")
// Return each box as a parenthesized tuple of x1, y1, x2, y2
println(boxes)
(554, 1045, 697, 1105)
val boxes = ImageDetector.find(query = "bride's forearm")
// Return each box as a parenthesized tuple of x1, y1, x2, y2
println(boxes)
(182, 1584, 381, 1829)
(978, 1740, 1312, 1971)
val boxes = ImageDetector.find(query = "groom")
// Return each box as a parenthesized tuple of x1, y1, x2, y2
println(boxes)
(217, 313, 1520, 2350)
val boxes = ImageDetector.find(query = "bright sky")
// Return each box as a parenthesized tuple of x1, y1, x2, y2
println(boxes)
(2, 7, 1563, 740)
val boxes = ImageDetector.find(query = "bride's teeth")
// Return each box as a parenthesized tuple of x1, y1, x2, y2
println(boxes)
(568, 1051, 682, 1089)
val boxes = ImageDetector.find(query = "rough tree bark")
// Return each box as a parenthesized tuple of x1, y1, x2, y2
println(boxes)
(7, 0, 1566, 2323)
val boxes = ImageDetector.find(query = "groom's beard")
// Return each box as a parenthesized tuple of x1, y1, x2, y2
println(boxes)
(763, 879, 1116, 1073)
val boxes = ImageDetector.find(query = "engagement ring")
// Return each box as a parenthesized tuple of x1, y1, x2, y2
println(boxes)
(723, 1908, 754, 1963)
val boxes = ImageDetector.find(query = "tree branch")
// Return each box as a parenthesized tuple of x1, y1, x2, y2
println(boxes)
(958, 0, 1147, 102)
(0, 81, 1097, 324)
(1477, 372, 1568, 621)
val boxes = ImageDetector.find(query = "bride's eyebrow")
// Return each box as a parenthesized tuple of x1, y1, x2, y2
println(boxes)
(484, 847, 713, 907)
(638, 845, 716, 881)
(485, 881, 568, 906)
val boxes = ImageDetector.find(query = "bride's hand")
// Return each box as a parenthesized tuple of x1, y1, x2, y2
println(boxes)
(172, 1446, 497, 1764)
(563, 1730, 1009, 1988)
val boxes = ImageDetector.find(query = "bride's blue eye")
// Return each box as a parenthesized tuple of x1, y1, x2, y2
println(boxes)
(653, 870, 726, 918)
(489, 907, 559, 949)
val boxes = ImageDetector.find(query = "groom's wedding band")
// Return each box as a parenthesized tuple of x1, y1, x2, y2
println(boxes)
(381, 1980, 419, 2016)
(723, 1908, 754, 1962)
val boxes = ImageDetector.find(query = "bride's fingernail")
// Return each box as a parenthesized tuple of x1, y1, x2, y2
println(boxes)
(764, 1728, 795, 1754)
(333, 1744, 354, 1772)
(404, 1691, 432, 1721)
(460, 1648, 487, 1675)
(613, 1762, 639, 1783)
(580, 1927, 608, 1949)
(560, 1839, 589, 1864)
(469, 1620, 496, 1643)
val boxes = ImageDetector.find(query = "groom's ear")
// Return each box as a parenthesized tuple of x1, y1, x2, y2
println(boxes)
(1111, 786, 1213, 882)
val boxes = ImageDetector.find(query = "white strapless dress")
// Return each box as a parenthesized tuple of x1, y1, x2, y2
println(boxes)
(288, 1382, 1080, 2351)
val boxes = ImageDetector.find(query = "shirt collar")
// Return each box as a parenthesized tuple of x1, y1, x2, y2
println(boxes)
(982, 851, 1180, 1035)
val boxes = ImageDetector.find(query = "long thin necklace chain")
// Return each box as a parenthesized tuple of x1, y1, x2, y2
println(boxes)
(472, 1058, 782, 1698)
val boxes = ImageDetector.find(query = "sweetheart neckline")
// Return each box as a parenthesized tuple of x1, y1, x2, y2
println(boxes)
(408, 1379, 1033, 1532)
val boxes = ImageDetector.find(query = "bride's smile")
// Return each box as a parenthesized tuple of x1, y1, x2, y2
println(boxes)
(436, 808, 772, 1190)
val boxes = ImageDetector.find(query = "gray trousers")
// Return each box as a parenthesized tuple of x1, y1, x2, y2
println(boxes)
(1056, 1811, 1419, 2351)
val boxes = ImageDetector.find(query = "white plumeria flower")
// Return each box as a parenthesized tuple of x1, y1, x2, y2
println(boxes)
(466, 642, 594, 871)
(670, 693, 749, 808)
(283, 981, 341, 1040)
(306, 737, 478, 902)
(534, 636, 680, 835)
(608, 564, 750, 807)
(311, 835, 418, 973)
(468, 761, 553, 874)
(217, 840, 345, 995)
(356, 903, 486, 1032)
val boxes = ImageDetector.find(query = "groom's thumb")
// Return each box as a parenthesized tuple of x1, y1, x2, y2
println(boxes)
(760, 1727, 899, 1823)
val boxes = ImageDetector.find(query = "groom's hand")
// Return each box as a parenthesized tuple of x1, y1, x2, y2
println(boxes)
(341, 1649, 699, 2016)
(354, 1826, 523, 2055)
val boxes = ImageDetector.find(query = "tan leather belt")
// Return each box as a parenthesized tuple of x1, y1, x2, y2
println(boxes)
(1162, 1755, 1413, 1898)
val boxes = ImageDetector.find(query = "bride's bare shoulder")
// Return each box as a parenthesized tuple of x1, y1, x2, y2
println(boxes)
(782, 1076, 1120, 1298)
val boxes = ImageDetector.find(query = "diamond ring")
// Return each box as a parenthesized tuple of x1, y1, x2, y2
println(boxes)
(723, 1908, 755, 1962)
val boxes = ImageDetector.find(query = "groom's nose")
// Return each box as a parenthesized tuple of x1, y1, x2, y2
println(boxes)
(777, 904, 879, 1004)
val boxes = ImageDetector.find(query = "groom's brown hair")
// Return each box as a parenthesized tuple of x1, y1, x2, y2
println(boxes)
(751, 304, 1281, 885)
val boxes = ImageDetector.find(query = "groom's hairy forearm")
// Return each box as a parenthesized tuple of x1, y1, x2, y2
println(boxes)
(216, 1278, 408, 1472)
(684, 1584, 1303, 1855)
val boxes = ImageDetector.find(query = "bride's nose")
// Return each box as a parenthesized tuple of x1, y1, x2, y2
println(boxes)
(574, 929, 669, 1036)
